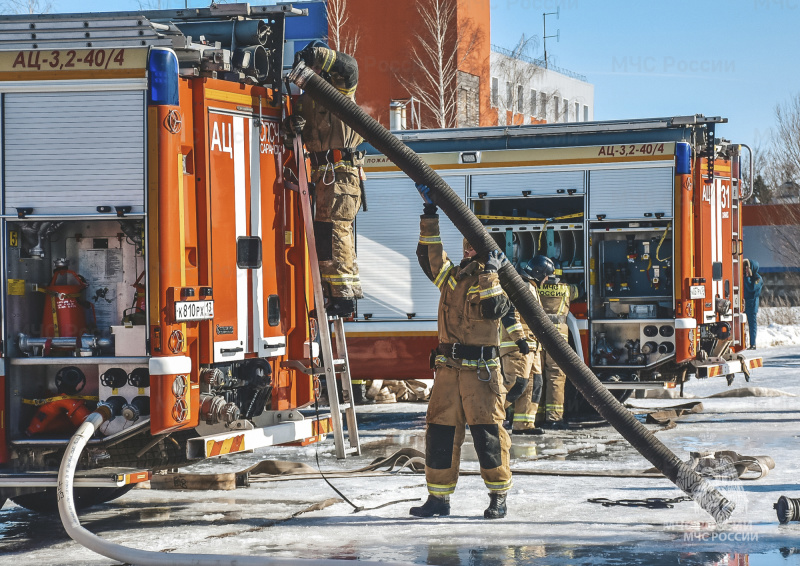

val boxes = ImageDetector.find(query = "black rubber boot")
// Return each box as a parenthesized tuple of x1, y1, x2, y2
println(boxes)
(327, 297, 356, 318)
(352, 382, 374, 405)
(512, 427, 545, 436)
(484, 492, 507, 519)
(409, 495, 450, 517)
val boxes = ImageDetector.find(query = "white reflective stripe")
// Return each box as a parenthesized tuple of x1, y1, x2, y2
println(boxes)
(251, 117, 265, 355)
(480, 285, 503, 298)
(149, 356, 191, 375)
(674, 318, 697, 329)
(419, 235, 441, 244)
(234, 116, 249, 355)
(433, 261, 452, 288)
(506, 323, 523, 333)
(572, 318, 589, 330)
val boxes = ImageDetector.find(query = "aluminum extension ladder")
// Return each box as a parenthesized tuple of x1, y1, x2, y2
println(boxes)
(290, 133, 361, 459)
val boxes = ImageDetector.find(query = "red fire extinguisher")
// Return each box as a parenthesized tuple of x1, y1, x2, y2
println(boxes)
(40, 260, 93, 338)
(122, 271, 146, 325)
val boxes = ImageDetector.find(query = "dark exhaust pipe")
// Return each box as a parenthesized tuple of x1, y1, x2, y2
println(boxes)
(287, 62, 734, 523)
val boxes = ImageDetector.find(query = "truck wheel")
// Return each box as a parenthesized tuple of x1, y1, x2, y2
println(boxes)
(9, 484, 135, 513)
(564, 378, 633, 420)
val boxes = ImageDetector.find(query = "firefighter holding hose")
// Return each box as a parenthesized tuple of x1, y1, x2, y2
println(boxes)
(410, 183, 513, 520)
(287, 41, 365, 318)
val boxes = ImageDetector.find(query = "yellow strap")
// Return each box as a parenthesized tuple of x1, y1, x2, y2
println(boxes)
(51, 295, 59, 337)
(23, 394, 99, 406)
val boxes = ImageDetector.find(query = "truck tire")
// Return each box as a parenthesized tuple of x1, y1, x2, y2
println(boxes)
(564, 379, 632, 420)
(9, 485, 135, 513)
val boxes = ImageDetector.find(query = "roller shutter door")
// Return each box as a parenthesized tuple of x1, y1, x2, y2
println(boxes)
(356, 175, 466, 320)
(589, 167, 673, 220)
(3, 90, 145, 215)
(471, 170, 585, 198)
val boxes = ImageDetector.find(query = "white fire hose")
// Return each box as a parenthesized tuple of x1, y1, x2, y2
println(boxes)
(58, 411, 408, 566)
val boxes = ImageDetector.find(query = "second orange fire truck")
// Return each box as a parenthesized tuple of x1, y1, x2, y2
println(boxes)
(348, 116, 763, 406)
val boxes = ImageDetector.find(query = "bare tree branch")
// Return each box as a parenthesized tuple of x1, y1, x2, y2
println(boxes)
(755, 92, 800, 282)
(492, 35, 565, 126)
(326, 0, 360, 57)
(404, 0, 480, 129)
(1, 0, 52, 14)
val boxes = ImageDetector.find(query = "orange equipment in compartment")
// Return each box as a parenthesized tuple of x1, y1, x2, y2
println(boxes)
(25, 398, 91, 436)
(40, 261, 92, 338)
(122, 271, 147, 325)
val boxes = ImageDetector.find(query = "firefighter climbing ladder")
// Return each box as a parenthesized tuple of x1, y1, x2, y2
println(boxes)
(290, 134, 361, 459)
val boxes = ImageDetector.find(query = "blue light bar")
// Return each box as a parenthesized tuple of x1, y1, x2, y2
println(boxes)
(676, 142, 691, 175)
(148, 48, 179, 106)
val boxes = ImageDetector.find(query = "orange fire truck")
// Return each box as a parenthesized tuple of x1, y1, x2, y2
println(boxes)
(348, 117, 763, 406)
(0, 5, 359, 511)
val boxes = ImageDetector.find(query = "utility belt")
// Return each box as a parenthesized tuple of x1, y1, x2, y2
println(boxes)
(436, 343, 499, 361)
(548, 314, 567, 325)
(309, 148, 368, 211)
(309, 148, 364, 168)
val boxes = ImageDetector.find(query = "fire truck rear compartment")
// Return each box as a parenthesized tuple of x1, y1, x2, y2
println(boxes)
(6, 219, 149, 443)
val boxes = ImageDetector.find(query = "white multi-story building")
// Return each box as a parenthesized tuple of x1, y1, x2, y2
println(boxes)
(489, 45, 594, 126)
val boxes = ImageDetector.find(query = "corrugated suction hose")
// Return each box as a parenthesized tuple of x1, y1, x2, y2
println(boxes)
(288, 61, 734, 523)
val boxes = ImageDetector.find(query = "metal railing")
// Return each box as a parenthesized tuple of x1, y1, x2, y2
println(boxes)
(491, 44, 588, 82)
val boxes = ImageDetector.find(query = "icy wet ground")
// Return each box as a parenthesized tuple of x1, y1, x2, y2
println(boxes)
(2, 345, 800, 565)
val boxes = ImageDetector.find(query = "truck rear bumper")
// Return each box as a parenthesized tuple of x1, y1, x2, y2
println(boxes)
(693, 354, 763, 379)
(0, 469, 150, 489)
(186, 414, 331, 460)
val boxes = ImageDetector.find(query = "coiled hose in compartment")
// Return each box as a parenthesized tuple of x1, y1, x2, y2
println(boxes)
(288, 61, 733, 523)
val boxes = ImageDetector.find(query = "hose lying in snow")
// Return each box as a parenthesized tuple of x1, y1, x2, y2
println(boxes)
(288, 61, 734, 523)
(58, 410, 410, 566)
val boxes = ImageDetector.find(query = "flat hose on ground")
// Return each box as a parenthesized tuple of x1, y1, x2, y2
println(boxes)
(288, 61, 734, 522)
(58, 411, 411, 565)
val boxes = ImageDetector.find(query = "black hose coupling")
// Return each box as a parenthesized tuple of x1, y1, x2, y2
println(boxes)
(287, 60, 314, 88)
(775, 495, 800, 524)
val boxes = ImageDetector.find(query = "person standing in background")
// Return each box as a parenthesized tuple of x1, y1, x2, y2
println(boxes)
(743, 258, 764, 350)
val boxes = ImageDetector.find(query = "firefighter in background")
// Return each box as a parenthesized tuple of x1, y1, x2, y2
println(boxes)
(503, 256, 552, 435)
(743, 258, 764, 350)
(288, 41, 364, 318)
(538, 260, 579, 429)
(409, 183, 513, 520)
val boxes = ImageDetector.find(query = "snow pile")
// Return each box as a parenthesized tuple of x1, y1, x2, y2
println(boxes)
(757, 307, 800, 347)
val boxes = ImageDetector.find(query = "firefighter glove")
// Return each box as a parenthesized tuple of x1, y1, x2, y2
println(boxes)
(289, 114, 306, 134)
(294, 46, 315, 69)
(484, 250, 507, 273)
(423, 202, 438, 216)
(415, 182, 434, 204)
(515, 339, 530, 355)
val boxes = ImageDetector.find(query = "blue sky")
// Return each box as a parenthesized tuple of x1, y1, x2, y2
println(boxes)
(490, 0, 800, 147)
(44, 0, 798, 146)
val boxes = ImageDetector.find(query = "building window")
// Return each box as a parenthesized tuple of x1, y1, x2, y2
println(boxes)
(516, 85, 524, 113)
(575, 102, 580, 122)
(491, 77, 498, 107)
(584, 105, 589, 121)
(552, 95, 559, 122)
(505, 81, 512, 108)
(530, 89, 537, 117)
(540, 92, 547, 119)
(563, 98, 569, 122)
